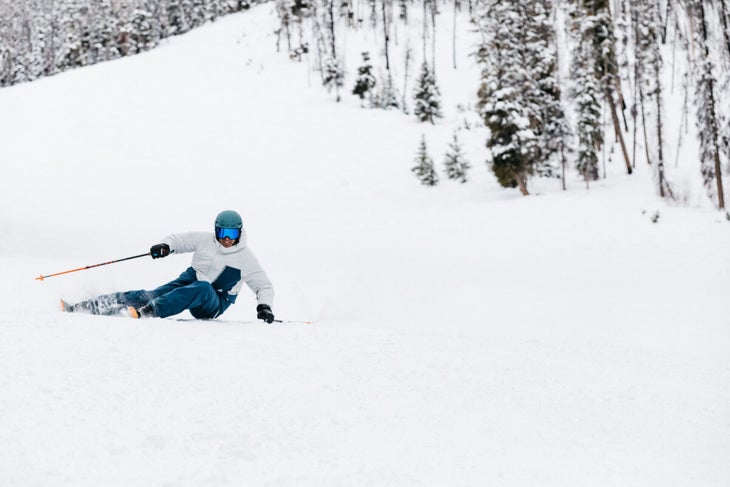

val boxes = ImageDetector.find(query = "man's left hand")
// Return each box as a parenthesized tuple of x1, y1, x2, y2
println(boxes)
(257, 304, 275, 323)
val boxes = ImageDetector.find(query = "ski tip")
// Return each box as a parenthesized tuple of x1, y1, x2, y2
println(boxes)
(60, 299, 71, 312)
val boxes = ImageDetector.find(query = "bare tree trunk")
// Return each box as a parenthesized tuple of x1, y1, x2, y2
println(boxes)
(560, 143, 567, 191)
(639, 82, 652, 166)
(719, 0, 730, 61)
(402, 43, 412, 110)
(655, 82, 673, 199)
(632, 34, 639, 167)
(284, 16, 292, 52)
(615, 77, 629, 131)
(697, 1, 725, 209)
(310, 2, 328, 83)
(382, 0, 390, 71)
(452, 0, 457, 69)
(606, 89, 633, 174)
(422, 0, 428, 60)
(328, 0, 336, 58)
(516, 173, 529, 196)
(662, 0, 672, 43)
(327, 0, 340, 102)
(431, 0, 437, 67)
(602, 101, 608, 178)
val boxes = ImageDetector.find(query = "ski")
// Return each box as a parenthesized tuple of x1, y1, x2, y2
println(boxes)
(62, 301, 310, 324)
(172, 318, 312, 325)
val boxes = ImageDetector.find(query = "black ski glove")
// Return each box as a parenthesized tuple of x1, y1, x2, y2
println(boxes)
(150, 243, 171, 259)
(257, 304, 275, 324)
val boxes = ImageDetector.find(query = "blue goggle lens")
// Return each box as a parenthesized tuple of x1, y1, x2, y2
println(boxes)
(216, 227, 241, 240)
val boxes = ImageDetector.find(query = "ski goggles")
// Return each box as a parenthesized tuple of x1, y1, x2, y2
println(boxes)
(215, 227, 241, 240)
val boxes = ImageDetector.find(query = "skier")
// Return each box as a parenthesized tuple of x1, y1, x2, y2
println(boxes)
(62, 210, 275, 322)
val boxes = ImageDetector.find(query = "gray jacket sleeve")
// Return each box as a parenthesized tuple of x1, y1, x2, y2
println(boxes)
(161, 232, 208, 253)
(241, 247, 274, 308)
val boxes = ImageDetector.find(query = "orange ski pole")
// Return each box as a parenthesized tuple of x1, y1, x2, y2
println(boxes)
(35, 252, 151, 281)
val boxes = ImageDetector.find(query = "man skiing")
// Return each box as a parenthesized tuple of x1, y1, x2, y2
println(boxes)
(62, 210, 275, 323)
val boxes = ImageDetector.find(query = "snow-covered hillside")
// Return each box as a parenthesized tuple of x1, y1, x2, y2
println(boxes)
(0, 4, 729, 486)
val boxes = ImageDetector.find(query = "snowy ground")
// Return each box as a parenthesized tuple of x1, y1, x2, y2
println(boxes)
(1, 5, 729, 486)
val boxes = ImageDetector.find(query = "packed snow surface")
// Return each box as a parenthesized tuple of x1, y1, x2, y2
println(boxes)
(0, 5, 729, 486)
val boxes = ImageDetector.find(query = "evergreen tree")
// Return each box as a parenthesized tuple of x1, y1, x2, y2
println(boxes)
(127, 8, 161, 55)
(374, 71, 399, 110)
(476, 0, 541, 195)
(55, 4, 84, 71)
(166, 0, 191, 36)
(691, 0, 725, 209)
(525, 0, 570, 178)
(413, 61, 442, 124)
(571, 39, 602, 182)
(583, 0, 632, 174)
(568, 1, 603, 182)
(412, 135, 439, 186)
(322, 0, 342, 101)
(443, 131, 471, 183)
(352, 51, 376, 107)
(322, 55, 345, 99)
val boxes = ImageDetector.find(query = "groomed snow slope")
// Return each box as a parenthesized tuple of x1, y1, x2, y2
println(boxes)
(0, 4, 729, 486)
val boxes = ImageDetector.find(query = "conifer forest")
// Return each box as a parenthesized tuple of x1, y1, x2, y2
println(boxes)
(2, 0, 729, 210)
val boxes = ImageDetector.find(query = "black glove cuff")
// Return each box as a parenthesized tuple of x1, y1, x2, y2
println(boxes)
(257, 304, 272, 312)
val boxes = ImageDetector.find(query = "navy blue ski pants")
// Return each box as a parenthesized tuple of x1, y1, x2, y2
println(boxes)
(107, 267, 230, 319)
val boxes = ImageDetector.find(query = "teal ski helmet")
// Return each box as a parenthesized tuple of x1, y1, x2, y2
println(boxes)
(215, 210, 243, 241)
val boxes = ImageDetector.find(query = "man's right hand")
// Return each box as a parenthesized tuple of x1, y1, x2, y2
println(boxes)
(150, 243, 171, 259)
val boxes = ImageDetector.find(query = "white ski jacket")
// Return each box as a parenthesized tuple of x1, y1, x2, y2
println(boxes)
(162, 230, 274, 307)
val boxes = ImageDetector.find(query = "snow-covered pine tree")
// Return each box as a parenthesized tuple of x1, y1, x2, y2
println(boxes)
(413, 61, 443, 124)
(189, 0, 209, 28)
(568, 1, 602, 183)
(55, 3, 85, 71)
(443, 131, 471, 183)
(476, 0, 541, 195)
(572, 40, 602, 184)
(690, 0, 725, 209)
(523, 0, 570, 178)
(96, 3, 124, 64)
(592, 0, 632, 174)
(352, 51, 376, 107)
(322, 55, 345, 99)
(322, 0, 343, 101)
(166, 0, 191, 36)
(375, 71, 400, 109)
(127, 7, 161, 55)
(23, 4, 49, 81)
(412, 134, 439, 185)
